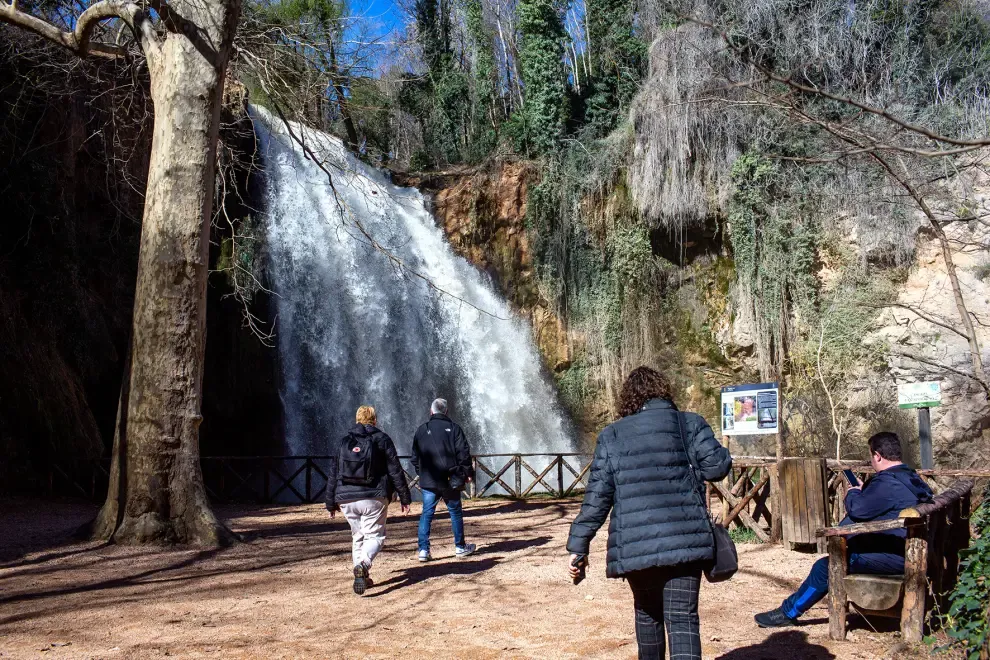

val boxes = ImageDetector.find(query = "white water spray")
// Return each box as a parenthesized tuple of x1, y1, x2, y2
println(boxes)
(252, 106, 574, 456)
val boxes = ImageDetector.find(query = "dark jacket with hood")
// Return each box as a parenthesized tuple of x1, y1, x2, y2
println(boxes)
(566, 398, 732, 578)
(411, 413, 472, 491)
(841, 463, 933, 553)
(325, 424, 411, 509)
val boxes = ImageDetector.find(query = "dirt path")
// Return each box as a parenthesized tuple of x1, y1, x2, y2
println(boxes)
(0, 497, 918, 659)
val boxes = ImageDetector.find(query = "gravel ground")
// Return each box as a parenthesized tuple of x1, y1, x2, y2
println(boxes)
(0, 497, 919, 659)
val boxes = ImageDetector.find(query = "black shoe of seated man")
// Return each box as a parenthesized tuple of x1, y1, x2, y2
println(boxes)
(754, 607, 798, 628)
(353, 563, 371, 596)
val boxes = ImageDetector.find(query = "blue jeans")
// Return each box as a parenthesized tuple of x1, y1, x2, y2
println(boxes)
(418, 489, 465, 551)
(781, 543, 905, 619)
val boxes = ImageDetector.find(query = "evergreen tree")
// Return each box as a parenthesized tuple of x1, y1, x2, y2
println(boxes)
(515, 0, 569, 154)
(401, 0, 469, 166)
(583, 0, 644, 135)
(465, 0, 499, 160)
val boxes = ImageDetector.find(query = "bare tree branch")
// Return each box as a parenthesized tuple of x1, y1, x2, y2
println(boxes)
(0, 0, 156, 58)
(685, 15, 990, 150)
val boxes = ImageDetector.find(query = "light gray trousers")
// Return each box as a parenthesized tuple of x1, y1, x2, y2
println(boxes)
(339, 497, 388, 568)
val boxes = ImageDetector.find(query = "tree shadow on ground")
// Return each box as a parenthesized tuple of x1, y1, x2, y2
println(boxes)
(716, 631, 836, 659)
(0, 497, 99, 564)
(480, 535, 552, 554)
(366, 557, 503, 597)
(461, 499, 574, 518)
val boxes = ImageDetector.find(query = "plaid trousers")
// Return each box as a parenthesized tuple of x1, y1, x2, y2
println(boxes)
(626, 565, 702, 660)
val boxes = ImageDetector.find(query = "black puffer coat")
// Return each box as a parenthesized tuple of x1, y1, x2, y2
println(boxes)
(411, 413, 472, 491)
(566, 398, 732, 578)
(325, 424, 411, 509)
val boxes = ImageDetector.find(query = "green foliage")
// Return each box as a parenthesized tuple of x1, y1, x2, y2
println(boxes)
(728, 526, 761, 544)
(583, 0, 645, 136)
(515, 0, 569, 154)
(728, 152, 823, 378)
(464, 0, 499, 161)
(943, 484, 990, 658)
(607, 225, 653, 287)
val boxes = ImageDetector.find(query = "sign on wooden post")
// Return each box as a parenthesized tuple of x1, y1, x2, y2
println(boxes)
(898, 381, 941, 470)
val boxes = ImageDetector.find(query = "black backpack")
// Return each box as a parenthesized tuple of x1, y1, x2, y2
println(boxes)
(340, 432, 378, 486)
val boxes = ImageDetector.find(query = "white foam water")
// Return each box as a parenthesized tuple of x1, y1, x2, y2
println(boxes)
(252, 105, 574, 457)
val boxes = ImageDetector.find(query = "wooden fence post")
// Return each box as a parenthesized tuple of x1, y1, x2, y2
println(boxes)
(828, 536, 848, 640)
(558, 457, 565, 498)
(470, 457, 478, 499)
(514, 455, 522, 499)
(901, 522, 929, 643)
(769, 462, 782, 543)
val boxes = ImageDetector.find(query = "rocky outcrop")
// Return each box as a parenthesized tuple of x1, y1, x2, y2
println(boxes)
(873, 219, 990, 468)
(396, 163, 572, 374)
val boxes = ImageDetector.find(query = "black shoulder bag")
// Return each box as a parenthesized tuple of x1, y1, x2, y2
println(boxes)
(676, 412, 738, 583)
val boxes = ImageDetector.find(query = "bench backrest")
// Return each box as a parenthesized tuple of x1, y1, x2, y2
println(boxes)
(902, 479, 973, 612)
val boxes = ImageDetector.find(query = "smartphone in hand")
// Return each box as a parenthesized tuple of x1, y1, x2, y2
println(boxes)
(571, 555, 587, 585)
(842, 469, 861, 487)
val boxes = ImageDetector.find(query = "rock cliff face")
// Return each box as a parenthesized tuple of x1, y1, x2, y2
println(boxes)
(396, 163, 572, 374)
(410, 161, 990, 467)
(874, 219, 990, 469)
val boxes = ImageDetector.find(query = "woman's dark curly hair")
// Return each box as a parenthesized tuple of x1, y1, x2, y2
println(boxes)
(618, 366, 674, 418)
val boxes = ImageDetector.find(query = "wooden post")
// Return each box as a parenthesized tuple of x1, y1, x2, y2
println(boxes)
(514, 455, 522, 499)
(557, 457, 564, 498)
(828, 535, 848, 640)
(470, 457, 478, 499)
(901, 522, 929, 643)
(918, 407, 933, 470)
(770, 462, 782, 543)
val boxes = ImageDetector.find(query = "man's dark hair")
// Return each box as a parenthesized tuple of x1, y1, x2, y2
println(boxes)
(618, 366, 673, 418)
(868, 432, 903, 461)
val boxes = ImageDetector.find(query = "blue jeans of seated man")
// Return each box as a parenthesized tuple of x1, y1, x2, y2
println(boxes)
(781, 549, 905, 619)
(418, 488, 465, 551)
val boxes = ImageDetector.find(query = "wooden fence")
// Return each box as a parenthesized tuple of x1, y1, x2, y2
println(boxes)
(44, 455, 988, 522)
(708, 457, 990, 543)
(44, 454, 592, 504)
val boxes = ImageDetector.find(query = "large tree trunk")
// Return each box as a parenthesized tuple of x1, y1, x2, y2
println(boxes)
(92, 0, 242, 545)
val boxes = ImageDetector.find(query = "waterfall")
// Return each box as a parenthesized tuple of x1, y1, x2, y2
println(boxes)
(252, 106, 574, 457)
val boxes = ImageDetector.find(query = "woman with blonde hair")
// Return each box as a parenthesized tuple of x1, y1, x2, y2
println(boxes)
(325, 405, 411, 595)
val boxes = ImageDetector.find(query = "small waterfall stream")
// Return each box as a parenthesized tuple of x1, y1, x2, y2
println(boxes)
(252, 106, 574, 456)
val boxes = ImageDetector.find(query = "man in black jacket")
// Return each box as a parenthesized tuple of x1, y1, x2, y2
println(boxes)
(326, 405, 411, 595)
(411, 398, 476, 561)
(755, 431, 934, 627)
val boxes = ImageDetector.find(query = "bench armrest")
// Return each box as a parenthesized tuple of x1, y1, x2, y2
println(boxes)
(816, 518, 907, 537)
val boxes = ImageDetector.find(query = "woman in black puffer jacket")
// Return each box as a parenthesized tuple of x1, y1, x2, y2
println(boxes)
(567, 367, 732, 660)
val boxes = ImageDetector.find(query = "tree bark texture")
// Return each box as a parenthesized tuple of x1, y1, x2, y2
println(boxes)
(104, 0, 242, 545)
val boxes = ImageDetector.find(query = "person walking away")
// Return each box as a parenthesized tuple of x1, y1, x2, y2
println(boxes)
(566, 366, 732, 660)
(325, 405, 411, 595)
(412, 398, 476, 560)
(755, 431, 933, 627)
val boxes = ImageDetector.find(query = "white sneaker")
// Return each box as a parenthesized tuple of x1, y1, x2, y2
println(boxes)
(454, 543, 476, 558)
(418, 549, 432, 562)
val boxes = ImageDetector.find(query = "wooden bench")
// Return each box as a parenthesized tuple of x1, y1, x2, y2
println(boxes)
(817, 479, 973, 642)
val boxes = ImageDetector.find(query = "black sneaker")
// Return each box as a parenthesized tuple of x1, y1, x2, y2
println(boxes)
(754, 607, 798, 628)
(353, 563, 370, 596)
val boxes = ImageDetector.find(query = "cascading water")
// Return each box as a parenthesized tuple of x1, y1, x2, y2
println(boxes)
(252, 106, 574, 457)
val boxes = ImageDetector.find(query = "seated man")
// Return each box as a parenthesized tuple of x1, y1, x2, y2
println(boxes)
(755, 431, 933, 627)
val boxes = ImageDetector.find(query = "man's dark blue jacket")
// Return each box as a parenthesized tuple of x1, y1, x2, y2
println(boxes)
(842, 463, 933, 549)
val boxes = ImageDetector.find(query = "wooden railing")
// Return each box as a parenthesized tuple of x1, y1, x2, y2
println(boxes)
(42, 455, 989, 516)
(708, 457, 990, 543)
(43, 454, 591, 505)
